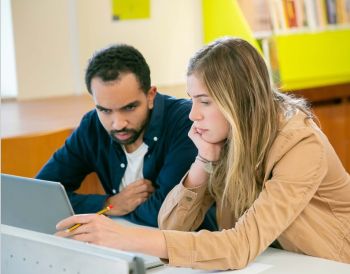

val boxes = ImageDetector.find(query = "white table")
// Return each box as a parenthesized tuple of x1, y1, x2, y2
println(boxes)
(114, 218, 349, 274)
(148, 247, 349, 274)
(2, 220, 349, 274)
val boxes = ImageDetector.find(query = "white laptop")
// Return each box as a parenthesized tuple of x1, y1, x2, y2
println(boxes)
(1, 173, 74, 234)
(1, 173, 163, 269)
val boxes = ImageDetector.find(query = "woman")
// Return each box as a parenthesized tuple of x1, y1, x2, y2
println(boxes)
(56, 37, 350, 270)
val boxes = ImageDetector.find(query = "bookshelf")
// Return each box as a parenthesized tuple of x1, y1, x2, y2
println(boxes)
(235, 0, 350, 89)
(202, 0, 350, 172)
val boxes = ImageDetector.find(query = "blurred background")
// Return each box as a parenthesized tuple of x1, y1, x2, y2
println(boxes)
(1, 0, 350, 177)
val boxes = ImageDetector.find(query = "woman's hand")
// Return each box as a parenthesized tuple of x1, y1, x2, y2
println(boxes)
(182, 124, 226, 188)
(188, 123, 224, 162)
(55, 214, 168, 258)
(56, 214, 130, 250)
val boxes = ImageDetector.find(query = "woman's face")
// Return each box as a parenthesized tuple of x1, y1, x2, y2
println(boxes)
(187, 74, 230, 144)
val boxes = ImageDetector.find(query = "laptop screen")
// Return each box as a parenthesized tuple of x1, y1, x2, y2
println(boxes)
(1, 174, 74, 234)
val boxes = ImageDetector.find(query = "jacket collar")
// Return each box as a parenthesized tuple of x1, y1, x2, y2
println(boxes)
(143, 93, 164, 148)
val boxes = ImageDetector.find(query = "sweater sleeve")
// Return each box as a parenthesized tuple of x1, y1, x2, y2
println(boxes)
(158, 174, 214, 231)
(162, 129, 328, 270)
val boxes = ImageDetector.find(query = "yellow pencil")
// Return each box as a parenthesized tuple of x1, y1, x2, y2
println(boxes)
(65, 205, 113, 232)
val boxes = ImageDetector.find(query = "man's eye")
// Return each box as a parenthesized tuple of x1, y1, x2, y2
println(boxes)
(98, 108, 111, 114)
(125, 105, 136, 111)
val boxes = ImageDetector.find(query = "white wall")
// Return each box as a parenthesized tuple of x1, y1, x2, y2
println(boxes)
(11, 0, 203, 100)
(1, 0, 18, 98)
(12, 0, 78, 99)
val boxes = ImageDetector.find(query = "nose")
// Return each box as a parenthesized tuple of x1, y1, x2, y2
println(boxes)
(189, 104, 202, 122)
(111, 112, 128, 130)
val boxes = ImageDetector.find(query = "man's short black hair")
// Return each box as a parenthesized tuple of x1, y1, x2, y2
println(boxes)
(85, 44, 151, 94)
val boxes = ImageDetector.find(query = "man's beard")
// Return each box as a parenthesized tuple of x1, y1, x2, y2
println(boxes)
(109, 116, 149, 145)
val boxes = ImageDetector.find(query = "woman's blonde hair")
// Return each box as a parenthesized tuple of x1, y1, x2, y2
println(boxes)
(187, 37, 312, 220)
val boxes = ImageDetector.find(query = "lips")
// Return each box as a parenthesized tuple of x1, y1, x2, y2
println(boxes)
(115, 132, 132, 140)
(195, 127, 207, 135)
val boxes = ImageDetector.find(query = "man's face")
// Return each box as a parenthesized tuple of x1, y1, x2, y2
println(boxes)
(91, 73, 156, 152)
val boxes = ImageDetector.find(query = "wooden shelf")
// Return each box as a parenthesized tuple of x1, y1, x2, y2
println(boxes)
(287, 82, 350, 172)
(286, 82, 350, 103)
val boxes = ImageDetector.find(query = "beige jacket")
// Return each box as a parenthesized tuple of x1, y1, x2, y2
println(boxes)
(158, 112, 350, 270)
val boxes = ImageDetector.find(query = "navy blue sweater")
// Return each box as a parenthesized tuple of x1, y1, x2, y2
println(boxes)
(37, 93, 217, 229)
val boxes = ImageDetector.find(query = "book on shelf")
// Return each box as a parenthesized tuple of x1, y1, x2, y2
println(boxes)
(335, 0, 350, 24)
(269, 0, 288, 30)
(283, 0, 298, 28)
(257, 0, 350, 32)
(315, 0, 328, 28)
(294, 0, 306, 27)
(304, 0, 318, 28)
(237, 0, 273, 32)
(325, 0, 337, 24)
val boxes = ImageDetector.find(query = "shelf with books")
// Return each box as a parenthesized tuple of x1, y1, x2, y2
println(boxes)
(264, 0, 350, 33)
(237, 0, 350, 90)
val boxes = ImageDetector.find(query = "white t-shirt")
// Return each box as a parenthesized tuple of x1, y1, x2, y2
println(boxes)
(119, 142, 149, 192)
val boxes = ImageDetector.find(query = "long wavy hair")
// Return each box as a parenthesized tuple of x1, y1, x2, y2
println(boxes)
(187, 37, 313, 220)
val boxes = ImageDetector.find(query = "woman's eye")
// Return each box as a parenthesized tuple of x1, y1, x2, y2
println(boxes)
(201, 101, 210, 105)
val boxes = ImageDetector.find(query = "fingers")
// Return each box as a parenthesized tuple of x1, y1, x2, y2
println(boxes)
(188, 124, 206, 146)
(143, 181, 155, 193)
(56, 214, 108, 235)
(138, 191, 150, 199)
(56, 214, 93, 231)
(134, 196, 147, 205)
(105, 179, 155, 216)
(56, 222, 94, 243)
(127, 179, 155, 194)
(68, 232, 93, 243)
(188, 124, 198, 141)
(188, 124, 224, 162)
(56, 217, 128, 250)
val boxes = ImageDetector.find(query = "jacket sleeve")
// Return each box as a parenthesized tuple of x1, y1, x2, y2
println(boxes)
(122, 114, 199, 227)
(36, 113, 109, 213)
(161, 129, 328, 270)
(158, 176, 215, 231)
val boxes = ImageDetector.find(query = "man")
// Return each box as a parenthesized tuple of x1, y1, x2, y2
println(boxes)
(37, 44, 216, 229)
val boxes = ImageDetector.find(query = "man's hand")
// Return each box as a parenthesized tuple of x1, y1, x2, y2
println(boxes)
(105, 179, 155, 216)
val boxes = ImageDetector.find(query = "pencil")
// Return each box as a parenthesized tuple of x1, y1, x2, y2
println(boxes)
(65, 205, 113, 233)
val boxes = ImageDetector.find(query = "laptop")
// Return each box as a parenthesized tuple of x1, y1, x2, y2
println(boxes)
(1, 173, 163, 269)
(1, 173, 74, 234)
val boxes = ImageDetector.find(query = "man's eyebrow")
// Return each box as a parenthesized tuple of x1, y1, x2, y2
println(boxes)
(95, 101, 140, 111)
(96, 104, 111, 111)
(120, 101, 140, 109)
